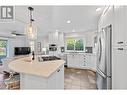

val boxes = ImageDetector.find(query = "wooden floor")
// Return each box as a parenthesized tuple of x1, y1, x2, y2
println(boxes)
(0, 68, 97, 90)
(64, 67, 97, 90)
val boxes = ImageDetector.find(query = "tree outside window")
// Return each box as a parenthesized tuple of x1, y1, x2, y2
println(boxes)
(66, 38, 84, 51)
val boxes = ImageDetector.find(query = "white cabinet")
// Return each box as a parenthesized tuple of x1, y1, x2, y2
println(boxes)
(48, 32, 58, 44)
(58, 32, 64, 47)
(124, 7, 127, 45)
(79, 54, 85, 68)
(113, 6, 125, 47)
(21, 65, 64, 89)
(67, 54, 96, 71)
(67, 54, 75, 67)
(67, 54, 85, 68)
(85, 54, 96, 71)
(112, 47, 127, 89)
(55, 65, 64, 89)
(67, 53, 96, 71)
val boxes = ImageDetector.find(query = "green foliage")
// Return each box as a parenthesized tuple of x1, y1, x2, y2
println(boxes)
(67, 39, 75, 50)
(75, 39, 84, 51)
(67, 39, 84, 51)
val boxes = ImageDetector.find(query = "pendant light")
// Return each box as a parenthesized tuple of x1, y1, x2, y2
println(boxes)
(27, 7, 37, 40)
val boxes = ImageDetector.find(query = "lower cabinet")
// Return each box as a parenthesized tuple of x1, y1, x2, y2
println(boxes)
(86, 54, 97, 71)
(67, 53, 96, 71)
(112, 47, 127, 89)
(67, 54, 86, 68)
(20, 65, 64, 89)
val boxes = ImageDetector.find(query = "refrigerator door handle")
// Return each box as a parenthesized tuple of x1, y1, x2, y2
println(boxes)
(97, 68, 106, 78)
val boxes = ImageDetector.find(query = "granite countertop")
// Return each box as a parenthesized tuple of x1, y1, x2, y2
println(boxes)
(8, 57, 65, 78)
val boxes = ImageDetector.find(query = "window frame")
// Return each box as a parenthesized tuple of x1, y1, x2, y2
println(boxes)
(0, 39, 7, 58)
(65, 37, 85, 52)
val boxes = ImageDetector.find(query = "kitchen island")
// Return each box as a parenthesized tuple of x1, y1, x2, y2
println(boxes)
(8, 57, 65, 89)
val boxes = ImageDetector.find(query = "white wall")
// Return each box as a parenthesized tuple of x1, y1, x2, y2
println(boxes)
(8, 37, 29, 58)
(64, 30, 97, 48)
(0, 35, 29, 58)
(36, 36, 49, 54)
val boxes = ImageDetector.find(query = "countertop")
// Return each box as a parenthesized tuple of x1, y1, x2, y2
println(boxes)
(8, 57, 65, 78)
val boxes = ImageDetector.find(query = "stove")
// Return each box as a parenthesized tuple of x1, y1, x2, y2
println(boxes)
(41, 56, 61, 61)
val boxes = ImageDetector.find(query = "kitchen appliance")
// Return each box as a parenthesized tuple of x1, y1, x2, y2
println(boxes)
(96, 25, 112, 89)
(41, 56, 61, 61)
(14, 47, 31, 55)
(49, 44, 57, 51)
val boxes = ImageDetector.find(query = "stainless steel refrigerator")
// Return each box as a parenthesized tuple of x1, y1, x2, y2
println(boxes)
(96, 25, 112, 89)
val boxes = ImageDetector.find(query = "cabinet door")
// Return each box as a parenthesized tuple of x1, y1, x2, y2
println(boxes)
(113, 6, 125, 47)
(89, 55, 97, 71)
(124, 6, 127, 45)
(112, 47, 127, 89)
(56, 65, 64, 89)
(86, 55, 91, 69)
(67, 54, 74, 67)
(79, 54, 85, 67)
(59, 32, 64, 47)
(74, 54, 80, 67)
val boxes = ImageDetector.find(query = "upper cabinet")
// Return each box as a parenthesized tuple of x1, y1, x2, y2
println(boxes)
(113, 6, 125, 47)
(58, 32, 64, 47)
(98, 6, 127, 47)
(124, 7, 127, 46)
(48, 31, 59, 45)
(48, 31, 64, 47)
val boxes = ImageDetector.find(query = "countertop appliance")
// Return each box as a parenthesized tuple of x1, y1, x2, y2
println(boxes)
(96, 25, 112, 89)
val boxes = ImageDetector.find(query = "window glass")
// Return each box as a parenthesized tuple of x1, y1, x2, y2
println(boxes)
(0, 40, 7, 57)
(75, 39, 84, 51)
(67, 39, 75, 50)
(66, 38, 85, 51)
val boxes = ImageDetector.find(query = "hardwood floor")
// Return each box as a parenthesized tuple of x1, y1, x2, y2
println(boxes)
(64, 67, 97, 90)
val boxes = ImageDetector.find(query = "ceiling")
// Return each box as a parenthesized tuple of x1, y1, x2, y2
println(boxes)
(0, 6, 105, 37)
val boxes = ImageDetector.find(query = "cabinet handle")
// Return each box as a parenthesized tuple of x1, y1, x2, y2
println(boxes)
(117, 41, 123, 44)
(117, 48, 124, 50)
(57, 69, 60, 72)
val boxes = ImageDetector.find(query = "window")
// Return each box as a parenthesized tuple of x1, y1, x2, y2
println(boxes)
(0, 40, 7, 57)
(66, 38, 85, 51)
(67, 39, 75, 50)
(75, 39, 84, 51)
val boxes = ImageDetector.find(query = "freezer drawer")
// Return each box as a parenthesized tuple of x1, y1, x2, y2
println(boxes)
(96, 69, 112, 89)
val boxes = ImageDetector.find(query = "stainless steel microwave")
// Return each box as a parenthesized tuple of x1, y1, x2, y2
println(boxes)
(49, 44, 57, 51)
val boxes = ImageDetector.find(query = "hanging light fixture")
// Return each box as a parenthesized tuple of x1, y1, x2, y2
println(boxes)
(27, 7, 37, 40)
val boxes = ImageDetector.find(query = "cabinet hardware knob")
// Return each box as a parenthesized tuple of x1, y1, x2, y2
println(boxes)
(57, 69, 60, 72)
(117, 48, 124, 50)
(117, 41, 123, 44)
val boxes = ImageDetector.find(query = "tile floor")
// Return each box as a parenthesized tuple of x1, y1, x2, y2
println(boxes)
(0, 67, 97, 90)
(64, 67, 97, 90)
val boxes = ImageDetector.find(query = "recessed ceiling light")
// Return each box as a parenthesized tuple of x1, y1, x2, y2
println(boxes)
(72, 29, 75, 32)
(12, 34, 16, 36)
(96, 8, 101, 12)
(67, 20, 71, 24)
(56, 30, 58, 32)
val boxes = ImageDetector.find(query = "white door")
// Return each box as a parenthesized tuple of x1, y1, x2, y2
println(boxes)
(113, 6, 125, 47)
(56, 65, 64, 89)
(79, 54, 85, 68)
(67, 54, 74, 67)
(112, 47, 127, 89)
